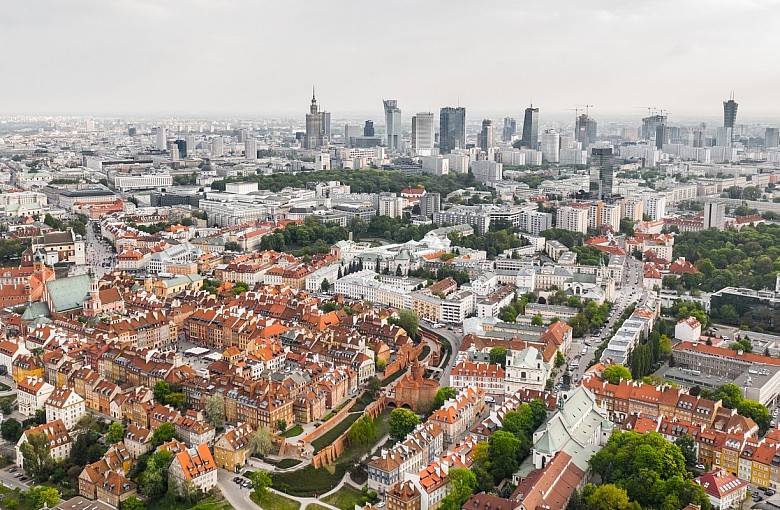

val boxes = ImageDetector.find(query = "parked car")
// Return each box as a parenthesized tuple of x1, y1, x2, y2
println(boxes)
(766, 489, 776, 496)
(695, 463, 705, 470)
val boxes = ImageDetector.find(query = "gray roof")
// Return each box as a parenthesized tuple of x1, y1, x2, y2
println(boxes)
(45, 274, 90, 312)
(21, 301, 51, 320)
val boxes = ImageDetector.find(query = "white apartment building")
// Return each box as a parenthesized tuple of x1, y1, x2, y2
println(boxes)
(113, 173, 173, 191)
(17, 420, 72, 469)
(378, 194, 404, 218)
(334, 269, 381, 302)
(541, 130, 561, 163)
(640, 194, 667, 220)
(621, 198, 644, 221)
(600, 204, 621, 231)
(440, 290, 476, 324)
(556, 206, 588, 234)
(305, 264, 340, 293)
(421, 156, 449, 175)
(17, 376, 55, 416)
(471, 160, 503, 184)
(45, 387, 86, 431)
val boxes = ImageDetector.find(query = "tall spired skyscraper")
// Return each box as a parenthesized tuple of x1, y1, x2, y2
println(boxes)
(304, 89, 328, 149)
(383, 99, 402, 152)
(723, 93, 738, 149)
(439, 107, 465, 153)
(521, 105, 539, 149)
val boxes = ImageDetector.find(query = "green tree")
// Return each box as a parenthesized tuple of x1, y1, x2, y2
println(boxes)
(439, 468, 477, 510)
(737, 399, 771, 434)
(396, 309, 419, 338)
(531, 313, 544, 326)
(712, 383, 742, 409)
(367, 376, 381, 396)
(276, 419, 287, 432)
(141, 449, 173, 498)
(151, 422, 177, 447)
(1, 418, 22, 442)
(431, 387, 457, 412)
(27, 486, 60, 509)
(153, 380, 172, 403)
(676, 434, 698, 467)
(205, 394, 226, 429)
(489, 347, 507, 368)
(348, 415, 377, 446)
(388, 408, 420, 440)
(487, 430, 521, 482)
(321, 278, 331, 292)
(602, 365, 632, 384)
(105, 422, 124, 444)
(583, 483, 633, 510)
(20, 432, 53, 481)
(249, 470, 273, 498)
(122, 495, 146, 510)
(555, 350, 566, 368)
(224, 241, 242, 252)
(250, 426, 274, 457)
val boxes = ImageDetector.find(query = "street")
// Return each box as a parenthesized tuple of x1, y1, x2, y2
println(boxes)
(0, 466, 31, 491)
(69, 220, 116, 278)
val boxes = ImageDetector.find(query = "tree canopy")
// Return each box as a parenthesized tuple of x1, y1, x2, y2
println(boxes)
(388, 408, 420, 440)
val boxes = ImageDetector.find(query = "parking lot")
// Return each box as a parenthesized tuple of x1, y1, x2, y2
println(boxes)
(0, 465, 31, 490)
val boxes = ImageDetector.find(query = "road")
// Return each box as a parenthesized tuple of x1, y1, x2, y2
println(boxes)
(69, 220, 116, 278)
(0, 466, 31, 491)
(420, 325, 461, 387)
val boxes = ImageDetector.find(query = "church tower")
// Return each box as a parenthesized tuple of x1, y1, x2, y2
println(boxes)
(83, 268, 103, 317)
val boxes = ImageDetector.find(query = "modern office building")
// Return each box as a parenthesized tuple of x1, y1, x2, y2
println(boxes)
(439, 107, 466, 153)
(186, 135, 196, 155)
(575, 114, 597, 147)
(304, 90, 328, 149)
(211, 137, 223, 156)
(723, 94, 738, 149)
(641, 114, 667, 141)
(156, 127, 167, 151)
(411, 112, 435, 155)
(383, 99, 402, 152)
(590, 147, 616, 199)
(521, 105, 539, 149)
(478, 119, 494, 152)
(364, 120, 375, 137)
(540, 129, 560, 163)
(502, 117, 517, 142)
(174, 139, 187, 159)
(704, 201, 726, 230)
(766, 127, 779, 148)
(321, 111, 331, 141)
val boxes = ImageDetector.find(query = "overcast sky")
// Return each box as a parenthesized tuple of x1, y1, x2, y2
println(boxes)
(3, 0, 779, 121)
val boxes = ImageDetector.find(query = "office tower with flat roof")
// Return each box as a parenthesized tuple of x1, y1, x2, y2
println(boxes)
(575, 114, 597, 147)
(211, 137, 223, 156)
(521, 105, 539, 149)
(766, 127, 779, 148)
(641, 114, 666, 141)
(590, 147, 615, 199)
(186, 135, 196, 156)
(478, 119, 494, 152)
(502, 117, 516, 142)
(320, 111, 331, 141)
(723, 94, 738, 149)
(245, 139, 257, 160)
(540, 129, 560, 163)
(704, 201, 725, 230)
(305, 90, 328, 149)
(439, 107, 466, 154)
(156, 127, 167, 150)
(419, 192, 441, 218)
(383, 99, 402, 152)
(411, 112, 435, 155)
(364, 120, 375, 137)
(174, 139, 187, 159)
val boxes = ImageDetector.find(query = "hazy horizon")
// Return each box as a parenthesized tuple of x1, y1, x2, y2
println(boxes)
(3, 0, 779, 120)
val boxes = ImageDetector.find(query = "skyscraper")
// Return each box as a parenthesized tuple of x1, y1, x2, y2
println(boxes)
(156, 127, 167, 151)
(344, 124, 354, 148)
(245, 139, 257, 160)
(419, 192, 441, 218)
(304, 89, 328, 149)
(540, 129, 560, 163)
(590, 147, 615, 199)
(478, 119, 494, 152)
(174, 139, 187, 158)
(383, 99, 402, 152)
(521, 105, 539, 149)
(411, 112, 435, 155)
(186, 135, 196, 156)
(502, 117, 516, 142)
(320, 111, 331, 141)
(723, 94, 738, 149)
(641, 114, 667, 141)
(211, 137, 223, 156)
(704, 201, 725, 230)
(439, 107, 466, 154)
(364, 120, 375, 137)
(766, 127, 779, 148)
(575, 114, 597, 147)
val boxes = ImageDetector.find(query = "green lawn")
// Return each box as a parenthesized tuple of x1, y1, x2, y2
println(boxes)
(307, 504, 332, 510)
(0, 382, 11, 392)
(251, 490, 302, 510)
(417, 345, 431, 361)
(146, 494, 233, 510)
(322, 486, 365, 510)
(276, 458, 302, 469)
(311, 413, 361, 452)
(282, 425, 304, 438)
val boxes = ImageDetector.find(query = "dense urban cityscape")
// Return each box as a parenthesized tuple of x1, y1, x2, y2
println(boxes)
(3, 3, 780, 510)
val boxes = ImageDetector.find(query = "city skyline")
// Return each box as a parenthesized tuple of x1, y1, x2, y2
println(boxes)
(2, 1, 779, 118)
